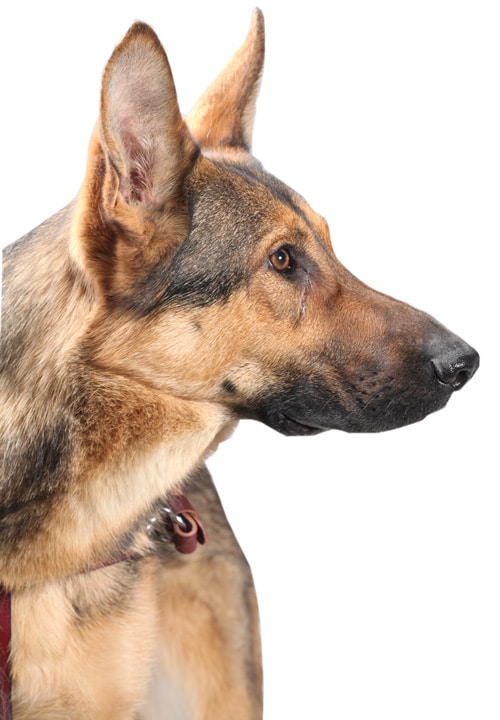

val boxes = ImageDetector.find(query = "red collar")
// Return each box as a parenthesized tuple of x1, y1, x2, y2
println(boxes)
(0, 493, 206, 719)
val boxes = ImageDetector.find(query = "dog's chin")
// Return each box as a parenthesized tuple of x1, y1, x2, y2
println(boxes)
(258, 404, 445, 437)
(262, 412, 328, 437)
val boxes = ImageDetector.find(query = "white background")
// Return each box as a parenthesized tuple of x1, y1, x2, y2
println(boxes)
(1, 1, 498, 718)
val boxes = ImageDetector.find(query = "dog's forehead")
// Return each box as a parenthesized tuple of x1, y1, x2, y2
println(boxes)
(192, 155, 331, 249)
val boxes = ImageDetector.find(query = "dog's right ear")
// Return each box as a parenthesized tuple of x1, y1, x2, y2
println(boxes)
(72, 23, 197, 296)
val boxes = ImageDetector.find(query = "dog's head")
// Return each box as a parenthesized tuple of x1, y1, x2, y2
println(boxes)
(73, 10, 478, 437)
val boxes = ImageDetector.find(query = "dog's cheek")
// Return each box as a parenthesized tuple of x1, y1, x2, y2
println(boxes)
(249, 271, 310, 326)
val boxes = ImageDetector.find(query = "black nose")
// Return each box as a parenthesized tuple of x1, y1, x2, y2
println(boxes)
(431, 345, 480, 390)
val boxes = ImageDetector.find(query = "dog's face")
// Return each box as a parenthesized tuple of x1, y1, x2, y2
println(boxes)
(77, 13, 478, 437)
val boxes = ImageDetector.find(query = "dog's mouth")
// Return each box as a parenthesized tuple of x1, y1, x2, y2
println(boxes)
(252, 399, 334, 436)
(270, 412, 328, 437)
(248, 374, 456, 437)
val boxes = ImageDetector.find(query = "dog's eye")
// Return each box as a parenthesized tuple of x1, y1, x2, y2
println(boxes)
(269, 246, 293, 274)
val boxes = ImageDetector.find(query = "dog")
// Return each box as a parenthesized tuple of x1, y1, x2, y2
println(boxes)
(0, 9, 479, 719)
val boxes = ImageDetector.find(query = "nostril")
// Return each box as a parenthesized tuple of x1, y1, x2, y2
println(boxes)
(454, 368, 473, 389)
(431, 347, 480, 391)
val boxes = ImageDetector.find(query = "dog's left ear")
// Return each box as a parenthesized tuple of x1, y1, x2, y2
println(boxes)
(187, 8, 265, 152)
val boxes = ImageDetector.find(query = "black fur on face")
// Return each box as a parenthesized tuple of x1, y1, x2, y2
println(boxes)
(117, 157, 322, 314)
(249, 363, 453, 436)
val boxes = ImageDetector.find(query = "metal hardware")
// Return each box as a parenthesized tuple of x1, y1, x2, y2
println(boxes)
(146, 504, 192, 543)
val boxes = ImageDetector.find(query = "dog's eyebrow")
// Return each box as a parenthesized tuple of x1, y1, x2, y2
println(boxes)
(212, 160, 325, 246)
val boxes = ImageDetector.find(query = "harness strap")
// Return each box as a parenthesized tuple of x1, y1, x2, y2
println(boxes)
(0, 492, 205, 718)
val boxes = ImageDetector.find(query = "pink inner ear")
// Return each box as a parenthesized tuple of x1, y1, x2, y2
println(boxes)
(119, 124, 155, 205)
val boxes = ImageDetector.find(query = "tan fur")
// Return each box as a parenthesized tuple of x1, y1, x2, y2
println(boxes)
(1, 16, 266, 717)
(187, 9, 264, 152)
(0, 8, 478, 719)
(12, 562, 158, 719)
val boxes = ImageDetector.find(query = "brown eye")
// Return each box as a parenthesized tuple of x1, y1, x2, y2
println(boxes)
(269, 246, 293, 273)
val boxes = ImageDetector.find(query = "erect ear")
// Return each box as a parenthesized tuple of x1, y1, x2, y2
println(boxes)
(99, 21, 196, 220)
(72, 22, 197, 296)
(186, 8, 265, 152)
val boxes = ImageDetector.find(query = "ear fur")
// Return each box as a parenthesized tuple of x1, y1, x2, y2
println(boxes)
(187, 8, 265, 152)
(72, 22, 197, 296)
(99, 22, 197, 218)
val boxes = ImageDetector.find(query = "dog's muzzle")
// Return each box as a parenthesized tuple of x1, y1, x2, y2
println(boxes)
(253, 332, 479, 437)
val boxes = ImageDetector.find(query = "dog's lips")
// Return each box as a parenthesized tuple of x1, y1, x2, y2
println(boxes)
(272, 412, 328, 437)
(253, 374, 455, 436)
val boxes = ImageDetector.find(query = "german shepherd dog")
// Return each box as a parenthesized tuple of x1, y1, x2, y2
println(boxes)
(0, 9, 479, 719)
